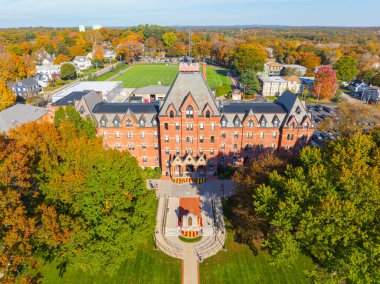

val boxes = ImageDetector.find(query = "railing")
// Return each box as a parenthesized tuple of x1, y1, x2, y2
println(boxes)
(154, 233, 183, 259)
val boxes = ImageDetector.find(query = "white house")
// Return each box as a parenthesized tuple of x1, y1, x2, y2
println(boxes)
(36, 64, 60, 79)
(362, 86, 380, 104)
(104, 50, 116, 60)
(73, 56, 92, 70)
(259, 76, 288, 97)
(284, 76, 301, 94)
(349, 80, 369, 93)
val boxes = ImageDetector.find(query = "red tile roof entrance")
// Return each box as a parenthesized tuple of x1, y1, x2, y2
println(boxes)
(179, 197, 201, 218)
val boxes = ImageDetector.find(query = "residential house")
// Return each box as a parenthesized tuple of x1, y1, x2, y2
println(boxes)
(265, 60, 284, 76)
(259, 76, 288, 97)
(34, 73, 49, 88)
(349, 80, 369, 93)
(7, 78, 42, 97)
(284, 76, 301, 94)
(362, 86, 380, 104)
(0, 104, 48, 133)
(104, 50, 116, 60)
(42, 57, 54, 65)
(36, 64, 60, 80)
(74, 56, 92, 70)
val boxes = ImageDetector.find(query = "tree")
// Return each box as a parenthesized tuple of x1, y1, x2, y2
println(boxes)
(54, 54, 70, 64)
(372, 73, 380, 87)
(92, 58, 104, 69)
(334, 56, 359, 82)
(253, 134, 380, 283)
(313, 65, 337, 100)
(298, 52, 321, 74)
(240, 70, 261, 96)
(60, 63, 77, 80)
(93, 45, 104, 61)
(233, 43, 267, 74)
(357, 69, 375, 84)
(0, 81, 16, 111)
(162, 32, 177, 49)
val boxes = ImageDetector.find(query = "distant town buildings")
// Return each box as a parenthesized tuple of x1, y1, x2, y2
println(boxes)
(93, 24, 102, 30)
(79, 25, 86, 32)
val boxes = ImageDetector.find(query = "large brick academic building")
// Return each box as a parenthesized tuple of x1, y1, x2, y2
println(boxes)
(76, 64, 315, 177)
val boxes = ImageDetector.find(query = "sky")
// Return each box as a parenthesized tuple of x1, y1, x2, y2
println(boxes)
(0, 0, 379, 28)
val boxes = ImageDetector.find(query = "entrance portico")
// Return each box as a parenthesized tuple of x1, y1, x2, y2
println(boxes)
(170, 153, 207, 178)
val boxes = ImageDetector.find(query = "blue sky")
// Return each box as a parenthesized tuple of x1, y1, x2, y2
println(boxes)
(0, 0, 379, 28)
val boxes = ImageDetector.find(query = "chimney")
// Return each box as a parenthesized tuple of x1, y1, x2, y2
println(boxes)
(202, 62, 207, 80)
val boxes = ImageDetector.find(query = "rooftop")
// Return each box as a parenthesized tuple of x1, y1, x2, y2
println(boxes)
(52, 90, 94, 107)
(222, 102, 286, 114)
(132, 85, 170, 95)
(259, 76, 287, 83)
(0, 104, 47, 132)
(92, 101, 159, 114)
(179, 197, 201, 218)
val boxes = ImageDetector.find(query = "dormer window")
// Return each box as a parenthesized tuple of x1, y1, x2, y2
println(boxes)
(100, 118, 106, 127)
(296, 106, 302, 115)
(234, 118, 240, 128)
(290, 122, 295, 129)
(139, 119, 145, 127)
(221, 118, 227, 128)
(272, 116, 280, 128)
(79, 106, 85, 115)
(206, 110, 211, 118)
(259, 116, 267, 128)
(186, 105, 194, 118)
(247, 120, 254, 127)
(169, 110, 174, 118)
(113, 117, 120, 127)
(126, 120, 133, 127)
(152, 119, 157, 126)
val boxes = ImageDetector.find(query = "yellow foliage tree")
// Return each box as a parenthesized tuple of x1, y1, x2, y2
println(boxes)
(54, 54, 71, 64)
(0, 81, 16, 111)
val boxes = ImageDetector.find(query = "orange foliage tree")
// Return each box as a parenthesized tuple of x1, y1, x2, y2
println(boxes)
(0, 81, 16, 111)
(313, 65, 338, 100)
(54, 54, 70, 64)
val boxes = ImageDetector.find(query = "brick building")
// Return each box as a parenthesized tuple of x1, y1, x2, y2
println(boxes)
(75, 64, 315, 178)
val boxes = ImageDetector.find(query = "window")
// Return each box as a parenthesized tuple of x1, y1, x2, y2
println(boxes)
(206, 110, 211, 118)
(210, 148, 214, 156)
(273, 116, 280, 127)
(260, 117, 267, 128)
(296, 106, 302, 114)
(165, 148, 169, 155)
(116, 143, 121, 149)
(272, 132, 277, 139)
(233, 144, 238, 150)
(222, 132, 226, 139)
(164, 123, 169, 130)
(154, 131, 158, 138)
(79, 106, 85, 115)
(141, 132, 145, 138)
(246, 132, 253, 139)
(170, 110, 174, 118)
(175, 123, 180, 131)
(139, 119, 145, 127)
(116, 131, 120, 138)
(245, 144, 252, 151)
(221, 118, 227, 128)
(165, 136, 169, 143)
(247, 120, 254, 127)
(142, 143, 146, 150)
(210, 136, 215, 143)
(260, 132, 264, 139)
(143, 156, 147, 163)
(220, 157, 225, 165)
(301, 134, 308, 141)
(304, 122, 309, 129)
(176, 136, 180, 143)
(209, 160, 214, 170)
(234, 132, 238, 140)
(127, 132, 133, 139)
(155, 157, 159, 164)
(186, 105, 194, 118)
(152, 119, 157, 127)
(176, 149, 180, 155)
(128, 144, 134, 150)
(200, 123, 204, 130)
(126, 120, 132, 127)
(154, 143, 159, 150)
(166, 160, 170, 169)
(287, 134, 294, 140)
(290, 122, 295, 129)
(186, 136, 193, 144)
(234, 118, 240, 127)
(271, 143, 276, 149)
(211, 123, 215, 131)
(221, 144, 225, 150)
(113, 117, 120, 127)
(200, 136, 204, 143)
(199, 149, 204, 155)
(103, 131, 107, 138)
(186, 123, 193, 131)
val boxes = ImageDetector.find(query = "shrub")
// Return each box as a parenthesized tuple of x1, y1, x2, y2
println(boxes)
(61, 63, 77, 80)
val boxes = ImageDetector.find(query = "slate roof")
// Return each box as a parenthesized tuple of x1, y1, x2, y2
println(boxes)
(275, 90, 298, 112)
(74, 56, 89, 62)
(52, 90, 93, 106)
(0, 104, 47, 132)
(7, 77, 40, 89)
(93, 102, 159, 114)
(221, 102, 286, 114)
(159, 72, 220, 116)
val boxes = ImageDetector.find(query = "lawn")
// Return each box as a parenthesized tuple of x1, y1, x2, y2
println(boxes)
(111, 64, 179, 88)
(206, 65, 232, 90)
(200, 232, 314, 284)
(38, 240, 181, 284)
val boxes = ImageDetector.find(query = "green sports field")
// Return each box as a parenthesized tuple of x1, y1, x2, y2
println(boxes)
(111, 64, 179, 88)
(110, 63, 232, 90)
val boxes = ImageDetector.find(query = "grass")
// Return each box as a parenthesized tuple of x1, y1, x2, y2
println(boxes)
(206, 65, 232, 90)
(96, 64, 130, 81)
(178, 235, 203, 243)
(264, 95, 279, 102)
(200, 232, 314, 284)
(37, 239, 181, 284)
(111, 64, 179, 88)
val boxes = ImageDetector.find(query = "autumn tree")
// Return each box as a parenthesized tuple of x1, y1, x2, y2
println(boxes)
(162, 32, 177, 50)
(0, 81, 16, 111)
(334, 56, 359, 82)
(298, 52, 321, 74)
(253, 134, 380, 283)
(93, 45, 104, 61)
(313, 65, 337, 100)
(60, 63, 77, 80)
(0, 54, 36, 82)
(233, 43, 266, 74)
(54, 54, 71, 64)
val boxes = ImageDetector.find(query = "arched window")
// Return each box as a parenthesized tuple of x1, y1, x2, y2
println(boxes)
(272, 115, 280, 127)
(221, 118, 227, 128)
(126, 120, 132, 127)
(206, 110, 211, 118)
(169, 110, 174, 118)
(210, 136, 215, 143)
(290, 122, 295, 129)
(259, 116, 267, 128)
(186, 105, 194, 118)
(139, 119, 145, 127)
(247, 120, 254, 127)
(113, 117, 120, 127)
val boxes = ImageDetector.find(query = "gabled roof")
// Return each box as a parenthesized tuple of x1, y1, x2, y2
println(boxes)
(7, 77, 40, 89)
(52, 90, 93, 107)
(0, 104, 47, 132)
(159, 72, 219, 116)
(275, 90, 298, 112)
(132, 85, 170, 95)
